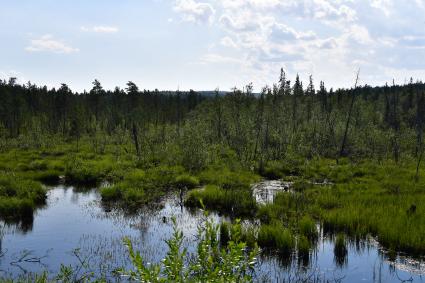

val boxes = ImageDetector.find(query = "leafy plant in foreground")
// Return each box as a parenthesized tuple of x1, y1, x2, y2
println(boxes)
(119, 214, 259, 282)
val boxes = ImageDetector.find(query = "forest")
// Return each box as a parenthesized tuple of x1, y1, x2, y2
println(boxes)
(1, 70, 425, 282)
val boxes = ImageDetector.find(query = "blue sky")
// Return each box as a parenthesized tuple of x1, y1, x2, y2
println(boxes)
(1, 0, 425, 92)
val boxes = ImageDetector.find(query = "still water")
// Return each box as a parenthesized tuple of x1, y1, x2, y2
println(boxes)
(0, 184, 424, 282)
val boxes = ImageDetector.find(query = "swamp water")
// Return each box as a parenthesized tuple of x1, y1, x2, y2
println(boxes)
(0, 182, 424, 282)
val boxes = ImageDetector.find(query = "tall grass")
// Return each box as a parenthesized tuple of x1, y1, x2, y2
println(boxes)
(334, 234, 348, 267)
(0, 174, 46, 220)
(256, 159, 425, 257)
(100, 166, 192, 207)
(257, 224, 295, 255)
(185, 185, 257, 216)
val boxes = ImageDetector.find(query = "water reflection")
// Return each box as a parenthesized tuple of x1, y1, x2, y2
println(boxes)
(252, 180, 293, 205)
(0, 185, 424, 282)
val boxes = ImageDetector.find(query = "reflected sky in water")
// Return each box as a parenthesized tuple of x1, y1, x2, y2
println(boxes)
(0, 185, 423, 282)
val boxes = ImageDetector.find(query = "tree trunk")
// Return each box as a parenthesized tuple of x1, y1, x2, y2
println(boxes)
(339, 70, 360, 159)
(132, 122, 140, 157)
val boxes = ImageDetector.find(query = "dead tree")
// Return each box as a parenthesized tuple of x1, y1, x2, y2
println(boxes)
(339, 70, 360, 159)
(132, 122, 140, 157)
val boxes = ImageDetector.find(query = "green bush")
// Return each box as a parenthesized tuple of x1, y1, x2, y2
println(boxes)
(119, 216, 259, 282)
(220, 221, 231, 246)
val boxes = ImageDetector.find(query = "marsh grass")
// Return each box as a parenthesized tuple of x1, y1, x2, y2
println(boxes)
(100, 166, 193, 208)
(174, 174, 199, 189)
(257, 224, 295, 255)
(297, 235, 311, 265)
(0, 173, 46, 220)
(1, 145, 425, 259)
(334, 234, 348, 267)
(185, 185, 257, 217)
(298, 215, 318, 241)
(253, 159, 425, 257)
(198, 167, 260, 189)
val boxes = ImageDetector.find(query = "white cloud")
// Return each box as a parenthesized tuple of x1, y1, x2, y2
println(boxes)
(199, 53, 244, 64)
(219, 14, 262, 32)
(220, 36, 238, 48)
(370, 0, 393, 16)
(81, 26, 119, 33)
(317, 37, 338, 49)
(25, 35, 79, 54)
(174, 0, 215, 24)
(180, 0, 425, 88)
(347, 24, 374, 45)
(270, 23, 316, 42)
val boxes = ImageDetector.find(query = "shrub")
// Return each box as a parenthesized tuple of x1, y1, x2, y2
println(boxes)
(119, 216, 259, 282)
(220, 221, 231, 246)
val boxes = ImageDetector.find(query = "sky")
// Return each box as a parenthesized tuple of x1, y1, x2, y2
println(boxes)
(1, 0, 425, 92)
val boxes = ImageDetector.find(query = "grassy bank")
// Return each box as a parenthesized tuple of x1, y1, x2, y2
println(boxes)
(0, 143, 424, 258)
(253, 158, 425, 257)
(101, 166, 199, 208)
(0, 173, 46, 221)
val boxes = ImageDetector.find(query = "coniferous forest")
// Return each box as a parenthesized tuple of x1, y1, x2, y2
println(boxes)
(1, 70, 425, 282)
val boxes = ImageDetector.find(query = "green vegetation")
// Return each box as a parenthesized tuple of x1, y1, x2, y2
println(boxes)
(1, 214, 259, 283)
(0, 173, 46, 220)
(254, 159, 425, 257)
(298, 215, 318, 241)
(1, 73, 425, 275)
(100, 166, 188, 207)
(334, 234, 348, 267)
(257, 224, 295, 255)
(120, 216, 258, 282)
(185, 184, 257, 217)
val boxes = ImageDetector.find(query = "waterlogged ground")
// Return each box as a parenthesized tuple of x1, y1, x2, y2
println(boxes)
(0, 183, 424, 282)
(252, 180, 293, 204)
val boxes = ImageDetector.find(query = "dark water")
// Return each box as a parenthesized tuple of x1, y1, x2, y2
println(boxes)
(0, 184, 424, 282)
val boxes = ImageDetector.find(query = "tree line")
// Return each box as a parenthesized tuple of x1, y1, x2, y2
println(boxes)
(1, 71, 425, 171)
